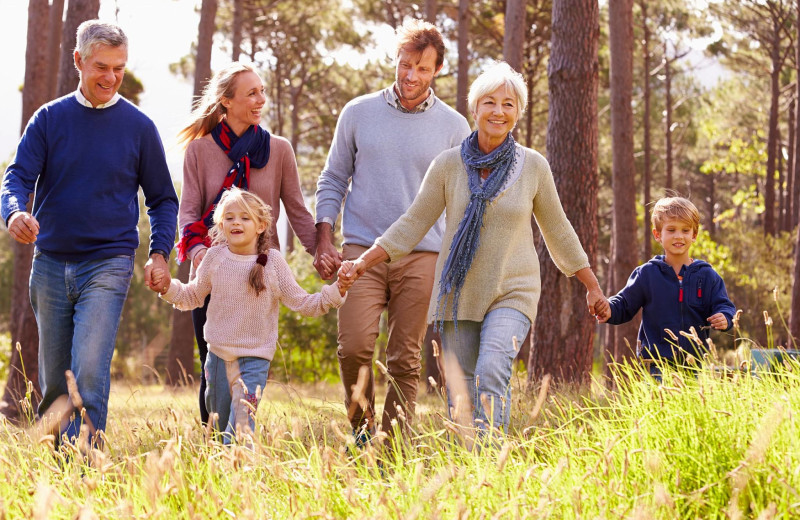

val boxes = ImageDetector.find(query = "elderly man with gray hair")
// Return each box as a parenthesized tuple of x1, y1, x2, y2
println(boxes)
(0, 20, 178, 446)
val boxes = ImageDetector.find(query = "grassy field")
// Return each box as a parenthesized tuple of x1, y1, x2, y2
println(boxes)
(0, 359, 798, 519)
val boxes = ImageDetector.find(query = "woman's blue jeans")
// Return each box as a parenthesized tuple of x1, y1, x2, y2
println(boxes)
(205, 352, 270, 444)
(441, 307, 530, 432)
(29, 250, 133, 442)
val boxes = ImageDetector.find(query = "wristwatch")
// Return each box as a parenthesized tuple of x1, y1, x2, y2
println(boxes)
(150, 249, 170, 262)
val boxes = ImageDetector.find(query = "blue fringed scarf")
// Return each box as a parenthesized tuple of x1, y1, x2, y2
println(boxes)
(435, 131, 517, 330)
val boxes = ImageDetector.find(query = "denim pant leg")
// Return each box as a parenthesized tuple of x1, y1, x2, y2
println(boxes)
(474, 308, 530, 431)
(30, 252, 133, 440)
(191, 295, 211, 424)
(223, 356, 270, 443)
(441, 320, 482, 424)
(205, 352, 231, 435)
(69, 255, 133, 438)
(30, 251, 76, 421)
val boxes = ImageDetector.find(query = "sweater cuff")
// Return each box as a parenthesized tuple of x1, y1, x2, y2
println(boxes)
(159, 279, 180, 303)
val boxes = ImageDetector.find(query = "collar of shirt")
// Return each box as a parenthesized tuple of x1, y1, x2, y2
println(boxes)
(75, 88, 121, 109)
(384, 84, 435, 114)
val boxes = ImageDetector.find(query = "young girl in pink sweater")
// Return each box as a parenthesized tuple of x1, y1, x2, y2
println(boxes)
(154, 188, 349, 443)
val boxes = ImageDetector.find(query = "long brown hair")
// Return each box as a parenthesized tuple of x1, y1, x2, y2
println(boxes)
(209, 188, 274, 296)
(177, 62, 259, 147)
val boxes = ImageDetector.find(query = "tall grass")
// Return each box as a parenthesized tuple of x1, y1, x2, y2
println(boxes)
(0, 358, 798, 518)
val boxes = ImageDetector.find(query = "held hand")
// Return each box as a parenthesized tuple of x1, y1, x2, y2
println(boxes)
(7, 211, 40, 244)
(192, 248, 207, 270)
(707, 313, 728, 330)
(145, 253, 170, 293)
(595, 298, 611, 323)
(585, 287, 607, 319)
(313, 227, 342, 280)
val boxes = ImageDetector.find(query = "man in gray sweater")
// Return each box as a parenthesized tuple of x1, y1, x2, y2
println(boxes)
(315, 19, 470, 442)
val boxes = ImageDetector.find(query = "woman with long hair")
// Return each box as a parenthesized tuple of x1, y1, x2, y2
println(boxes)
(176, 62, 319, 424)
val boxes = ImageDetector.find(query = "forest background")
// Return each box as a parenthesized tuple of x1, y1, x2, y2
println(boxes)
(2, 0, 800, 421)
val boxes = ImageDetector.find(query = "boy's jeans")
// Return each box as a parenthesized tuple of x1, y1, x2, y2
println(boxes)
(29, 250, 133, 441)
(205, 352, 270, 444)
(441, 307, 531, 432)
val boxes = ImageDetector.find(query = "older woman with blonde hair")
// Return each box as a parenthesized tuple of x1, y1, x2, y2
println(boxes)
(176, 62, 320, 424)
(340, 61, 608, 433)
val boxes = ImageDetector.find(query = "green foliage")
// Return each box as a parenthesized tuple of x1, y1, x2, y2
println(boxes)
(271, 247, 340, 383)
(119, 69, 144, 106)
(0, 332, 9, 381)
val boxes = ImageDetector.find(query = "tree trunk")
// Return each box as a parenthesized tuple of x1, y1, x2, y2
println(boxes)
(503, 0, 525, 72)
(166, 262, 195, 386)
(426, 0, 436, 23)
(764, 25, 781, 236)
(165, 0, 218, 387)
(56, 0, 100, 98)
(529, 0, 599, 384)
(456, 0, 469, 117)
(664, 42, 673, 191)
(607, 0, 638, 367)
(794, 0, 800, 230)
(2, 0, 51, 424)
(786, 100, 795, 233)
(640, 0, 652, 261)
(231, 0, 243, 61)
(706, 171, 716, 238)
(778, 127, 785, 232)
(47, 0, 66, 99)
(194, 0, 218, 100)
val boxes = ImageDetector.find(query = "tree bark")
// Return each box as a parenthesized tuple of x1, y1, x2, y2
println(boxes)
(794, 0, 800, 230)
(456, 0, 469, 116)
(194, 0, 218, 100)
(2, 0, 51, 424)
(786, 100, 795, 233)
(503, 0, 526, 73)
(607, 0, 638, 367)
(764, 20, 781, 236)
(664, 42, 673, 191)
(529, 0, 599, 384)
(47, 0, 66, 99)
(232, 0, 243, 61)
(640, 0, 652, 261)
(56, 0, 100, 98)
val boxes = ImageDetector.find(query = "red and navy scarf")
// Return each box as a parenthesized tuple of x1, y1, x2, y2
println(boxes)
(176, 120, 271, 263)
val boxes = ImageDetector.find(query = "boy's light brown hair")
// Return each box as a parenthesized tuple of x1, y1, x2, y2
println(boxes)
(651, 197, 700, 235)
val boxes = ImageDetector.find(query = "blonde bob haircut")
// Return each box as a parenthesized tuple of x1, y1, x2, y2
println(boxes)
(467, 61, 528, 117)
(651, 196, 700, 235)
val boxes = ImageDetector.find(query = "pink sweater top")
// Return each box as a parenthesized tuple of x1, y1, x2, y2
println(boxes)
(161, 246, 344, 361)
(179, 133, 317, 267)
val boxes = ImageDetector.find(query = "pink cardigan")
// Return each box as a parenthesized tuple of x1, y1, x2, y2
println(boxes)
(179, 133, 317, 265)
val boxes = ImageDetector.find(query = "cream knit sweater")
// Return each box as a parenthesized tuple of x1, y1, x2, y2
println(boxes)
(161, 246, 344, 361)
(376, 144, 590, 325)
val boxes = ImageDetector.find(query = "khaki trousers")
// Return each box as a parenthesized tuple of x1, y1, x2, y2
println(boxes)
(338, 244, 437, 434)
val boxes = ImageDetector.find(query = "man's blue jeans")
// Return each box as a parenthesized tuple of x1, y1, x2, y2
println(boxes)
(205, 352, 270, 444)
(29, 250, 133, 441)
(441, 307, 531, 432)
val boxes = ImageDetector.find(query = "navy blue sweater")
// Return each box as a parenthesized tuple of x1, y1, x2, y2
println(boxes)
(1, 94, 178, 261)
(607, 256, 736, 360)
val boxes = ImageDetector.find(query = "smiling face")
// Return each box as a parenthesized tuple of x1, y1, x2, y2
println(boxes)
(394, 44, 441, 110)
(472, 83, 519, 153)
(222, 71, 266, 136)
(653, 218, 697, 262)
(219, 201, 267, 255)
(75, 44, 127, 107)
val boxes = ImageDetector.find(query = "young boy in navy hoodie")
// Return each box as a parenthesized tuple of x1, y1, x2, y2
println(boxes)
(599, 197, 736, 374)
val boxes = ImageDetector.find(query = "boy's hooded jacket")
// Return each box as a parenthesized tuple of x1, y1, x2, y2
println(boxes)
(607, 255, 736, 360)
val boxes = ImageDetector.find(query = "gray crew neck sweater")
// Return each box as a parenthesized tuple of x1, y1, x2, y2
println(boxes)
(315, 88, 471, 252)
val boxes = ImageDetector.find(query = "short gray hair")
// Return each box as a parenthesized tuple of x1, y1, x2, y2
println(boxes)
(467, 61, 528, 116)
(74, 20, 128, 60)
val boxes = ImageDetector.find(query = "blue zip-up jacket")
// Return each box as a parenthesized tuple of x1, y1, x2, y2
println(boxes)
(607, 256, 736, 360)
